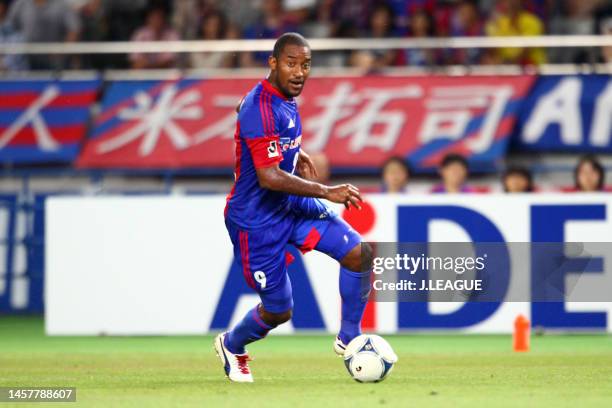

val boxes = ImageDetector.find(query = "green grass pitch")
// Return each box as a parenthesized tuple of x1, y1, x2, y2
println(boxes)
(1, 317, 612, 407)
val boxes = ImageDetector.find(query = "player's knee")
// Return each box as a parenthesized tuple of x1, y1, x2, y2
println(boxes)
(341, 242, 373, 273)
(361, 242, 374, 271)
(260, 308, 293, 326)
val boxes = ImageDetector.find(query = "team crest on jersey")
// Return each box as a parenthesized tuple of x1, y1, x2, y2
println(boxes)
(268, 140, 280, 158)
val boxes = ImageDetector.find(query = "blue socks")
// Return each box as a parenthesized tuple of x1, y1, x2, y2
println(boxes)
(223, 267, 371, 353)
(338, 266, 371, 344)
(224, 305, 275, 354)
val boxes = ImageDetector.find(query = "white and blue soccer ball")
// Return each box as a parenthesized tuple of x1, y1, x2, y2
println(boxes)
(343, 334, 398, 383)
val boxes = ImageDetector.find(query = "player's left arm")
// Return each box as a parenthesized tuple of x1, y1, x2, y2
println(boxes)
(296, 149, 318, 181)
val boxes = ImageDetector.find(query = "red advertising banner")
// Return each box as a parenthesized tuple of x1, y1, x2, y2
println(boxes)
(78, 75, 534, 170)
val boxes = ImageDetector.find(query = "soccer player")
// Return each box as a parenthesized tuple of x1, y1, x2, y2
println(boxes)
(214, 33, 374, 383)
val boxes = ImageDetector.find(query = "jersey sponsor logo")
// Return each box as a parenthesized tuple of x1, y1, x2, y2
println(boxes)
(280, 135, 302, 152)
(267, 140, 279, 158)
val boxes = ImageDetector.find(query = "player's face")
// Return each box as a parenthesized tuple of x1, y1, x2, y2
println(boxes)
(270, 44, 311, 97)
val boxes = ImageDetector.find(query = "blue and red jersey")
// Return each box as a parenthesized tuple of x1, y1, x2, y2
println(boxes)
(225, 79, 303, 229)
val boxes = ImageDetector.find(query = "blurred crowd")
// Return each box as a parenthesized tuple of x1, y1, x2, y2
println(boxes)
(299, 150, 609, 194)
(371, 153, 610, 193)
(0, 0, 611, 71)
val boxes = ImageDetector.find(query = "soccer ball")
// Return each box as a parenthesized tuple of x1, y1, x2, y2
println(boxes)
(343, 334, 398, 383)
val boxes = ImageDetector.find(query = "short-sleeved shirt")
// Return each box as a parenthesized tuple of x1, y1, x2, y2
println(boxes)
(6, 0, 80, 42)
(225, 79, 303, 230)
(129, 26, 180, 66)
(485, 11, 546, 65)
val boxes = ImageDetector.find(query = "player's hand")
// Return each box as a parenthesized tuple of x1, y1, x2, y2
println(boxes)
(324, 184, 363, 210)
(297, 150, 318, 181)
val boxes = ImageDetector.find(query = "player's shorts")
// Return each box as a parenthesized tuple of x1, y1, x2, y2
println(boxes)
(225, 197, 362, 314)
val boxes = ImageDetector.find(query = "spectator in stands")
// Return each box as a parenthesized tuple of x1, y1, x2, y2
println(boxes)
(129, 5, 180, 69)
(385, 0, 411, 34)
(404, 8, 437, 66)
(350, 2, 400, 71)
(172, 0, 200, 41)
(381, 156, 410, 193)
(305, 0, 335, 38)
(106, 0, 147, 42)
(5, 0, 81, 70)
(284, 0, 315, 31)
(172, 0, 217, 41)
(485, 0, 546, 65)
(547, 0, 600, 63)
(328, 0, 374, 34)
(573, 155, 606, 192)
(0, 0, 27, 71)
(502, 166, 533, 192)
(295, 0, 344, 66)
(97, 0, 147, 68)
(190, 10, 236, 69)
(241, 0, 297, 67)
(79, 0, 110, 69)
(432, 153, 474, 193)
(449, 0, 484, 65)
(306, 1, 359, 67)
(217, 0, 260, 33)
(223, 23, 243, 68)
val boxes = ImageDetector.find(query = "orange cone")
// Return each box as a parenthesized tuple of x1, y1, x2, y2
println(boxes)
(513, 314, 530, 352)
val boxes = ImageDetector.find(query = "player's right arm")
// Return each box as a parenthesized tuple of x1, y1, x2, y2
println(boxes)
(256, 165, 362, 210)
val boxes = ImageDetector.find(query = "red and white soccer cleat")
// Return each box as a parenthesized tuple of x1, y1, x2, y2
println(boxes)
(214, 332, 254, 383)
(333, 336, 348, 357)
